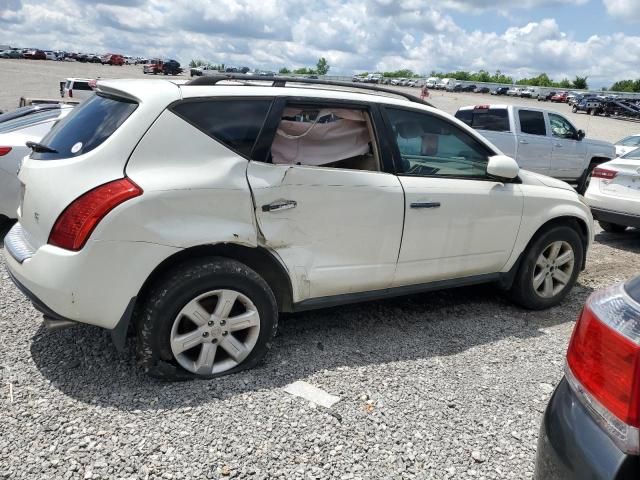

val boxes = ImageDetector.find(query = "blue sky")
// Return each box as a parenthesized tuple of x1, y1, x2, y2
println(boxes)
(1, 0, 639, 87)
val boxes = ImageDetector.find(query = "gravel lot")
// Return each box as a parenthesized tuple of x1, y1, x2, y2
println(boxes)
(1, 59, 640, 479)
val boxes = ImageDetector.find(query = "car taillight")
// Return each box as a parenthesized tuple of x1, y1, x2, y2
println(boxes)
(591, 167, 618, 180)
(48, 178, 142, 251)
(566, 284, 640, 454)
(0, 147, 11, 156)
(68, 89, 73, 98)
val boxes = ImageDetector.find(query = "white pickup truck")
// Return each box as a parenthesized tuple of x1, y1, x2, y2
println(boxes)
(455, 105, 615, 192)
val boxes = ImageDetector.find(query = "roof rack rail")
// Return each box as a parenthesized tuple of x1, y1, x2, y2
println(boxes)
(185, 74, 435, 108)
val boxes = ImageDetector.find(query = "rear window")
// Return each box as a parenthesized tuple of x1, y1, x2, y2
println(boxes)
(71, 82, 93, 91)
(171, 99, 272, 158)
(31, 94, 137, 160)
(0, 109, 60, 134)
(455, 108, 509, 132)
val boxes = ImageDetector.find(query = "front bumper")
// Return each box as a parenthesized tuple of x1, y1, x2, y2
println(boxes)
(591, 208, 640, 229)
(535, 378, 639, 480)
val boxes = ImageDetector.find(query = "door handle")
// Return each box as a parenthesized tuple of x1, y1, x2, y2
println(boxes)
(261, 199, 297, 212)
(519, 139, 529, 144)
(410, 202, 441, 209)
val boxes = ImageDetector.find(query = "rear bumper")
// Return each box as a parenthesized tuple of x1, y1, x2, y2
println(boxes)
(591, 208, 640, 229)
(3, 222, 180, 330)
(535, 378, 639, 480)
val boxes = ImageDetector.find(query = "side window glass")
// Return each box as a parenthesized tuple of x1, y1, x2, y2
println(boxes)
(548, 113, 577, 140)
(268, 106, 381, 172)
(518, 110, 546, 136)
(172, 100, 271, 158)
(386, 107, 491, 178)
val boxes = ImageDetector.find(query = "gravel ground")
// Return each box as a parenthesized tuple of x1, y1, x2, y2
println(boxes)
(1, 221, 639, 480)
(1, 59, 640, 479)
(1, 58, 639, 144)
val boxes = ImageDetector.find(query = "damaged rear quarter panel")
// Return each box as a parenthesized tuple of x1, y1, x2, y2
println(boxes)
(98, 109, 258, 248)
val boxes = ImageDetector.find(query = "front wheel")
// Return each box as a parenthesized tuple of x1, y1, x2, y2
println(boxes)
(599, 221, 627, 233)
(137, 257, 278, 380)
(572, 106, 578, 113)
(509, 226, 583, 310)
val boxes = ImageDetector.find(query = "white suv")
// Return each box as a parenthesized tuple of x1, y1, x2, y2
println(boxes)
(4, 76, 594, 379)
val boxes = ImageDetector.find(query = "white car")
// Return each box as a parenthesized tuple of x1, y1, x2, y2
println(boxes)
(4, 77, 593, 379)
(0, 106, 74, 221)
(614, 134, 640, 157)
(507, 88, 522, 97)
(59, 78, 95, 101)
(44, 51, 56, 61)
(585, 147, 640, 232)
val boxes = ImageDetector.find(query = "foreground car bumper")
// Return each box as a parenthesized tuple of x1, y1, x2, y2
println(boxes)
(3, 222, 179, 330)
(535, 378, 639, 480)
(591, 207, 640, 229)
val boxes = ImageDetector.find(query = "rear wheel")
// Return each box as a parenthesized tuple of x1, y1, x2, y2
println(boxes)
(509, 226, 583, 310)
(572, 106, 577, 113)
(137, 257, 278, 380)
(599, 221, 627, 233)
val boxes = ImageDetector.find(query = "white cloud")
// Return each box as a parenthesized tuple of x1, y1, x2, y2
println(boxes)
(602, 0, 640, 20)
(0, 0, 638, 86)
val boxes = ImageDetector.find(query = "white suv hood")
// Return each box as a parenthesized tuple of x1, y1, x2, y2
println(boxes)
(518, 170, 576, 192)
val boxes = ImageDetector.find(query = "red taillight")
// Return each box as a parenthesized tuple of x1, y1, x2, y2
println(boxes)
(592, 167, 618, 180)
(0, 147, 12, 156)
(48, 178, 142, 251)
(68, 89, 73, 98)
(566, 284, 640, 453)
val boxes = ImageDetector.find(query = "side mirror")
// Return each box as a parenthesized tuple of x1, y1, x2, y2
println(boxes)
(487, 155, 519, 180)
(577, 129, 585, 140)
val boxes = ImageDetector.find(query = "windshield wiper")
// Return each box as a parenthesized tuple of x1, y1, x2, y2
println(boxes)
(26, 141, 58, 154)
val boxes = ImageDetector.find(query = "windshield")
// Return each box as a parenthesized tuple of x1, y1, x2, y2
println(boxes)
(621, 147, 640, 160)
(0, 109, 61, 134)
(617, 135, 640, 147)
(32, 94, 137, 160)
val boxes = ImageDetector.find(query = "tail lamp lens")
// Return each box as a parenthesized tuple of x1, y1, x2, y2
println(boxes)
(0, 147, 12, 156)
(592, 167, 618, 180)
(566, 284, 640, 454)
(48, 178, 142, 251)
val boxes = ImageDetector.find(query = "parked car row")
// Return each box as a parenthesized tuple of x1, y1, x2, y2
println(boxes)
(0, 48, 148, 66)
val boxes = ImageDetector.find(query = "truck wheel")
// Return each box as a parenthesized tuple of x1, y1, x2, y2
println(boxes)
(508, 226, 583, 310)
(599, 222, 627, 233)
(590, 109, 596, 116)
(136, 257, 278, 380)
(572, 106, 577, 113)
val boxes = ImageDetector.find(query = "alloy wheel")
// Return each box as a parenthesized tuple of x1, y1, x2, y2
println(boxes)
(170, 289, 261, 375)
(532, 241, 575, 298)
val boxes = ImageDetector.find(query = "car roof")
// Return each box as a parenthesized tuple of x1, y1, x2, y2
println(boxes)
(96, 78, 438, 112)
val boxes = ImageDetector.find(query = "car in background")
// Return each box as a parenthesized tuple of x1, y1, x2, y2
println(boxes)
(474, 86, 490, 94)
(44, 51, 56, 61)
(551, 92, 569, 103)
(0, 106, 74, 221)
(584, 147, 640, 233)
(0, 49, 22, 59)
(425, 77, 439, 88)
(351, 75, 363, 82)
(101, 53, 125, 66)
(537, 91, 556, 102)
(162, 59, 183, 75)
(491, 86, 509, 96)
(23, 49, 46, 60)
(507, 87, 522, 96)
(0, 104, 67, 124)
(572, 98, 603, 116)
(520, 88, 537, 98)
(461, 84, 477, 92)
(455, 104, 615, 192)
(60, 78, 96, 101)
(614, 134, 640, 157)
(535, 277, 640, 479)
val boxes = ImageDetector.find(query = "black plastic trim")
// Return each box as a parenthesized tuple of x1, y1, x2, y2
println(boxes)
(292, 272, 502, 312)
(592, 207, 640, 229)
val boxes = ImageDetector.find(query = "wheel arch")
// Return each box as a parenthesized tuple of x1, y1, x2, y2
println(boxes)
(135, 243, 294, 314)
(526, 216, 589, 270)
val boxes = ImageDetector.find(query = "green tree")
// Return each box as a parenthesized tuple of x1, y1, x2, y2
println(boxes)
(189, 59, 207, 68)
(558, 78, 572, 89)
(279, 67, 291, 74)
(572, 76, 588, 90)
(316, 57, 330, 76)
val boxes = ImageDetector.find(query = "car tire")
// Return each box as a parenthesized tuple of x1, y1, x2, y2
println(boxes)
(599, 221, 627, 233)
(136, 257, 278, 380)
(509, 226, 583, 310)
(572, 106, 577, 113)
